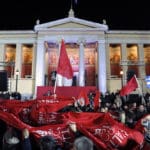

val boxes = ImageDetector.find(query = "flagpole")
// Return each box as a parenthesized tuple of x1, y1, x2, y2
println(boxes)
(53, 40, 61, 95)
(53, 75, 57, 95)
(134, 75, 146, 104)
(71, 0, 73, 8)
(134, 74, 142, 94)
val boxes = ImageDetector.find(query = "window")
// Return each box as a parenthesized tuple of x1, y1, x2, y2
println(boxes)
(126, 44, 139, 77)
(21, 44, 33, 78)
(109, 44, 121, 77)
(4, 44, 16, 78)
(84, 42, 97, 86)
(46, 42, 59, 86)
(144, 44, 150, 75)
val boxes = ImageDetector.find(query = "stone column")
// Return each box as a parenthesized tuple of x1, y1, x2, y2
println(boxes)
(15, 43, 22, 77)
(78, 41, 85, 86)
(105, 43, 110, 78)
(97, 40, 106, 94)
(32, 43, 37, 79)
(138, 44, 145, 78)
(12, 43, 22, 93)
(121, 43, 127, 85)
(0, 44, 5, 70)
(35, 39, 45, 89)
(138, 44, 145, 93)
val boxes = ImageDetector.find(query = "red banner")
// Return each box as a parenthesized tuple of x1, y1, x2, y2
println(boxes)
(0, 99, 144, 149)
(64, 112, 144, 149)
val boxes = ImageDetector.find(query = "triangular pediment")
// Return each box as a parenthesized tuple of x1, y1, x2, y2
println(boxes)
(34, 16, 108, 31)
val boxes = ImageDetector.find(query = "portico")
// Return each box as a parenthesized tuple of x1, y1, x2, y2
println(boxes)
(34, 8, 108, 96)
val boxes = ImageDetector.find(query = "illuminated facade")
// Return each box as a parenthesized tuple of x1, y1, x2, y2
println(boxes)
(0, 9, 150, 98)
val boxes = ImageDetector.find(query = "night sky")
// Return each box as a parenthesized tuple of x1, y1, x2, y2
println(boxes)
(0, 0, 149, 30)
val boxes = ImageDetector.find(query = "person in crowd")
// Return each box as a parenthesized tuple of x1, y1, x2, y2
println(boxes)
(141, 115, 150, 149)
(58, 98, 77, 113)
(50, 71, 57, 86)
(125, 111, 136, 128)
(114, 94, 122, 111)
(98, 106, 106, 113)
(87, 92, 95, 111)
(103, 91, 112, 104)
(128, 102, 137, 114)
(74, 97, 87, 112)
(2, 125, 21, 150)
(21, 128, 32, 150)
(0, 119, 7, 149)
(72, 136, 94, 150)
(136, 104, 148, 121)
(69, 122, 98, 150)
(38, 135, 62, 150)
(122, 104, 129, 113)
(146, 101, 150, 113)
(43, 90, 52, 97)
(119, 111, 126, 124)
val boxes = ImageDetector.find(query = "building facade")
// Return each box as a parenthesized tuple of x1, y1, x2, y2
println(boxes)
(0, 9, 150, 98)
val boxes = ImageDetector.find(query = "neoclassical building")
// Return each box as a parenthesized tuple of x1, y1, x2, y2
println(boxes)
(0, 8, 150, 98)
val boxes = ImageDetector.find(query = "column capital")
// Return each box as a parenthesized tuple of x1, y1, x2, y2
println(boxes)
(97, 40, 105, 44)
(77, 39, 86, 45)
(121, 43, 127, 47)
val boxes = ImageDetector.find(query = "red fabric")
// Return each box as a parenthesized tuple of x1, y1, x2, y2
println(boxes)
(36, 86, 97, 99)
(64, 112, 144, 150)
(0, 110, 31, 130)
(57, 39, 73, 79)
(142, 142, 150, 150)
(30, 123, 75, 146)
(0, 110, 74, 146)
(77, 89, 89, 106)
(0, 100, 144, 149)
(120, 75, 138, 96)
(94, 91, 100, 111)
(30, 98, 74, 125)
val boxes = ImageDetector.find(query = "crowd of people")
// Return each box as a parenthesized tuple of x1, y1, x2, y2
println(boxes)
(0, 90, 150, 150)
(0, 121, 95, 150)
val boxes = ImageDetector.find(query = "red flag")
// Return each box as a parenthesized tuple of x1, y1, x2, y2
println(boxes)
(57, 39, 73, 79)
(77, 90, 89, 106)
(120, 75, 138, 96)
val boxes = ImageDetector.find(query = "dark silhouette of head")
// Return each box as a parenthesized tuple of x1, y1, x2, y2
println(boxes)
(39, 136, 56, 150)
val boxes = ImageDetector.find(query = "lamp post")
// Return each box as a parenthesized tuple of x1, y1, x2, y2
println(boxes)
(15, 69, 19, 93)
(120, 70, 123, 88)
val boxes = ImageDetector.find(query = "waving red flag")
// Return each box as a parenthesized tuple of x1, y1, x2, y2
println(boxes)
(57, 39, 73, 86)
(120, 75, 138, 96)
(76, 89, 89, 106)
(64, 112, 144, 150)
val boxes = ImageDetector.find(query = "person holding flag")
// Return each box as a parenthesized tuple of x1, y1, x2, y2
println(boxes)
(120, 74, 146, 104)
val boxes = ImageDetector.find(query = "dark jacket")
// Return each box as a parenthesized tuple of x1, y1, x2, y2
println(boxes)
(22, 138, 32, 150)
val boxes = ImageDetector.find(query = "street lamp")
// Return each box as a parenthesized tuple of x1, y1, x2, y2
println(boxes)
(120, 70, 123, 88)
(15, 69, 19, 93)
